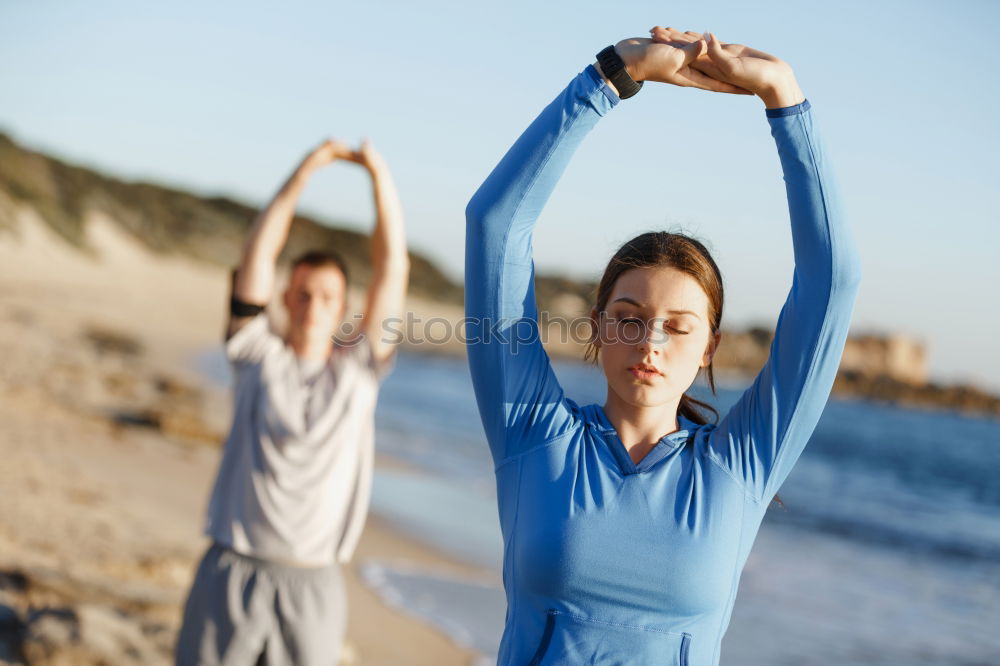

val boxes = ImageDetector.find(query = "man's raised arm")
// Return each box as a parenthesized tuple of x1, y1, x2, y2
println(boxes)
(227, 139, 355, 339)
(354, 141, 410, 364)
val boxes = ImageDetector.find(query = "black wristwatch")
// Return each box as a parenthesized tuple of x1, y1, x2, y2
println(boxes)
(596, 45, 643, 99)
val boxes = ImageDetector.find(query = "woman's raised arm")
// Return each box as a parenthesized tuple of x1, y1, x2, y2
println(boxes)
(464, 65, 617, 464)
(649, 31, 863, 503)
(465, 36, 744, 464)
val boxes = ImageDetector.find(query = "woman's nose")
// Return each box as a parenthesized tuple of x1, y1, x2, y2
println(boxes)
(636, 328, 659, 354)
(637, 325, 662, 354)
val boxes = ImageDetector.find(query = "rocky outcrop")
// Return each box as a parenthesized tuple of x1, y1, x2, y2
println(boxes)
(714, 329, 930, 387)
(840, 334, 928, 385)
(716, 329, 997, 416)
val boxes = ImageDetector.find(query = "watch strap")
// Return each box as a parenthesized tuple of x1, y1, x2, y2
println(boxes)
(596, 45, 643, 99)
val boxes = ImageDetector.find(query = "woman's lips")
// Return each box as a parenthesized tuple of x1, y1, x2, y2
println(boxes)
(628, 364, 661, 381)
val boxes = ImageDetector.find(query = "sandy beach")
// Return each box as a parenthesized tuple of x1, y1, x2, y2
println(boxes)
(0, 201, 483, 665)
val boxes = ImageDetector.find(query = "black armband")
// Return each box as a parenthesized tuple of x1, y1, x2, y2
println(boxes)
(230, 296, 266, 318)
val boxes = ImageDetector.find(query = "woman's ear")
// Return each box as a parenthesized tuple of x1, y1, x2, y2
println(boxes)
(702, 329, 722, 367)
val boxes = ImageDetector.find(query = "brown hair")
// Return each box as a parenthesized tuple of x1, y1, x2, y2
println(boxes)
(585, 231, 723, 425)
(291, 250, 350, 287)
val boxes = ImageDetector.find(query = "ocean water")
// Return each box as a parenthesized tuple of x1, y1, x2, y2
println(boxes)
(198, 349, 1000, 665)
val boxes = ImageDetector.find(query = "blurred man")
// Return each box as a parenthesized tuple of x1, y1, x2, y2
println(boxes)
(175, 138, 408, 666)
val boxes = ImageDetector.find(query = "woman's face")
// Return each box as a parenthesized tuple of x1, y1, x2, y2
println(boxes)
(594, 265, 718, 410)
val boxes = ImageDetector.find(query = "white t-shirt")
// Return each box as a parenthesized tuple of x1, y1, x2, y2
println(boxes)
(204, 314, 391, 566)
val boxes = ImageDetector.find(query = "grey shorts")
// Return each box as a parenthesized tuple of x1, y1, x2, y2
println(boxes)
(175, 543, 346, 666)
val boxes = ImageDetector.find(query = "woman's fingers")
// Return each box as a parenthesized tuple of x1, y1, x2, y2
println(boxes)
(649, 25, 670, 39)
(689, 58, 734, 86)
(650, 26, 695, 42)
(677, 39, 708, 68)
(649, 27, 725, 76)
(705, 33, 736, 73)
(637, 29, 749, 93)
(677, 66, 752, 94)
(624, 31, 756, 94)
(674, 33, 741, 90)
(729, 42, 779, 62)
(651, 27, 721, 48)
(645, 28, 793, 97)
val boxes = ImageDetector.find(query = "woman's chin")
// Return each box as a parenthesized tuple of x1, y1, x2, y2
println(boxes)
(611, 385, 676, 410)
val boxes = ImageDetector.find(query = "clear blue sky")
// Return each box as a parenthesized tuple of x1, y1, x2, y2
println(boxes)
(2, 0, 998, 388)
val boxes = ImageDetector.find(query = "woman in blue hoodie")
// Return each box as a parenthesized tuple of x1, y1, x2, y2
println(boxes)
(464, 27, 861, 665)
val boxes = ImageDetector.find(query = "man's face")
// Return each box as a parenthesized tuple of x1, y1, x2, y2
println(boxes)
(282, 264, 347, 340)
